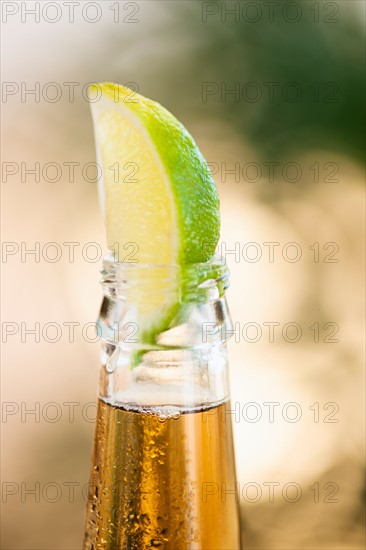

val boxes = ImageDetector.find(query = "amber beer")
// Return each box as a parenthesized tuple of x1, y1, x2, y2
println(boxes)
(84, 398, 241, 549)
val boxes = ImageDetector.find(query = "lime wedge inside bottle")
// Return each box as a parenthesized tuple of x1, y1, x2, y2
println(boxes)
(90, 82, 220, 343)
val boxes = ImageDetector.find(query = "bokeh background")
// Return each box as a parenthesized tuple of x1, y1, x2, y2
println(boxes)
(1, 1, 365, 548)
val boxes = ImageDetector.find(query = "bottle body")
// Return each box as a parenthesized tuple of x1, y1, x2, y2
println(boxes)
(84, 258, 241, 549)
(84, 399, 240, 549)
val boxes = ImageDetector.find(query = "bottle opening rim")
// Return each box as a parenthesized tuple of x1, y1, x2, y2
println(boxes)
(100, 253, 230, 296)
(101, 252, 229, 271)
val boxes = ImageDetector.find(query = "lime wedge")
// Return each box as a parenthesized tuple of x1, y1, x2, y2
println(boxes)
(90, 83, 220, 343)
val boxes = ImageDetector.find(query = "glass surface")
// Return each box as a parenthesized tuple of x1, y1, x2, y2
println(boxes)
(83, 257, 242, 549)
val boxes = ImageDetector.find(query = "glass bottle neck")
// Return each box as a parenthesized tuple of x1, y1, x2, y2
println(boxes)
(97, 255, 233, 412)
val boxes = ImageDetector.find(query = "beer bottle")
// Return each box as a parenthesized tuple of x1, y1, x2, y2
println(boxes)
(83, 255, 242, 549)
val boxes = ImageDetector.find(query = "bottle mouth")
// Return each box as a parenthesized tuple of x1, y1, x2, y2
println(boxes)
(100, 253, 230, 301)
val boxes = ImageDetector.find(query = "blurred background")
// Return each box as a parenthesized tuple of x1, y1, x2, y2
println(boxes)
(1, 1, 365, 548)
